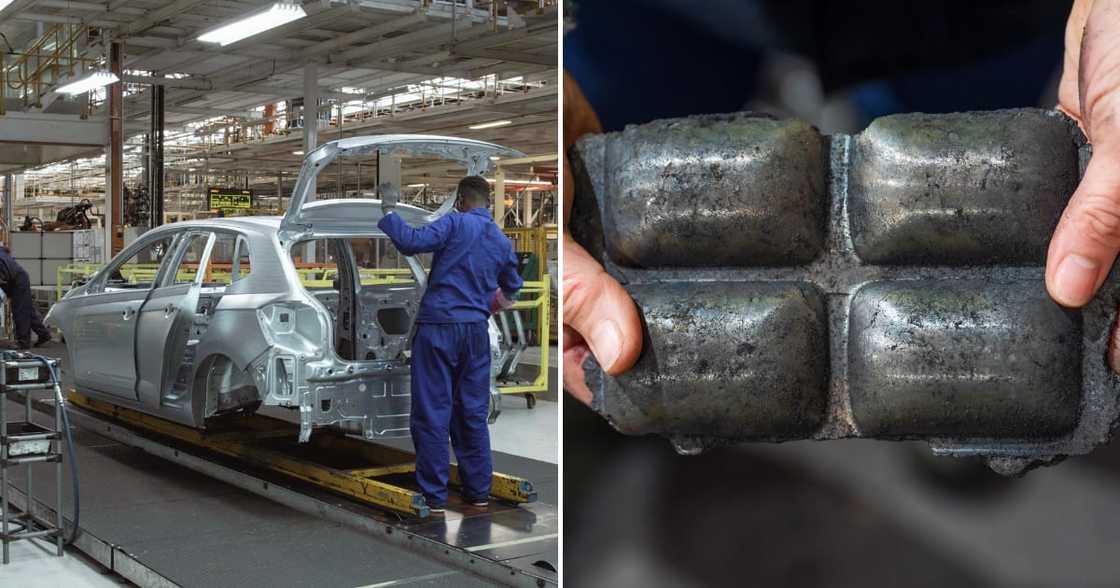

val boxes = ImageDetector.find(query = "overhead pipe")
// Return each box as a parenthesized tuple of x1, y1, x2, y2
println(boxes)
(121, 73, 213, 91)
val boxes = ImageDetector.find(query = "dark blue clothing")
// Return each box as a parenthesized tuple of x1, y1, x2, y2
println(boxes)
(0, 248, 49, 346)
(409, 321, 492, 505)
(378, 207, 517, 506)
(378, 208, 522, 323)
(0, 247, 26, 290)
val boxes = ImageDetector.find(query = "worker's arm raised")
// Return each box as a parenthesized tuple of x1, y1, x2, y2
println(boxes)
(377, 213, 454, 255)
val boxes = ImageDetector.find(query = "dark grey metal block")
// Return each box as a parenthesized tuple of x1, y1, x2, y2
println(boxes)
(592, 113, 827, 267)
(849, 111, 1079, 265)
(592, 282, 829, 440)
(571, 107, 1114, 474)
(848, 280, 1082, 438)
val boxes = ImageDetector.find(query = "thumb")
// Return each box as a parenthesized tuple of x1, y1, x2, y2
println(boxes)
(1046, 145, 1120, 306)
(562, 236, 643, 376)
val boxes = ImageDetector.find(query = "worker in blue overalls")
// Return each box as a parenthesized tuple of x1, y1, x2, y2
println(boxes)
(378, 175, 523, 513)
(0, 244, 51, 350)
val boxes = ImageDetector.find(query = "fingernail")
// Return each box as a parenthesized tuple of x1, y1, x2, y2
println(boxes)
(1054, 253, 1100, 305)
(589, 319, 622, 371)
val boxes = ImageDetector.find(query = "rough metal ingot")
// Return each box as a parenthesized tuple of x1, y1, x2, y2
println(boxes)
(569, 108, 1120, 474)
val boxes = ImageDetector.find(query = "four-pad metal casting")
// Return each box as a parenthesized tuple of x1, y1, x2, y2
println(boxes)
(569, 108, 1118, 474)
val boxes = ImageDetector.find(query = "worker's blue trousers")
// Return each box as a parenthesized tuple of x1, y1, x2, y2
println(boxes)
(410, 321, 492, 506)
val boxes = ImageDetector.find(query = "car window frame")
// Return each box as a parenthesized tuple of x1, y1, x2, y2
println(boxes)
(159, 230, 216, 289)
(232, 234, 251, 283)
(91, 230, 182, 294)
(201, 230, 244, 287)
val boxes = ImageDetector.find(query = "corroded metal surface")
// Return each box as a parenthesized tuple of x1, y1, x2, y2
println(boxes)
(849, 111, 1079, 265)
(602, 114, 826, 267)
(571, 108, 1117, 474)
(594, 281, 829, 439)
(848, 280, 1082, 439)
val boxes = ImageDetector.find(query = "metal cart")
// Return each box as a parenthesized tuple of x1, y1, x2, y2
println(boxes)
(0, 353, 64, 564)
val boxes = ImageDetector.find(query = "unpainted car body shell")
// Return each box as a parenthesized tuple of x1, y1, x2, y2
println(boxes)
(47, 135, 523, 442)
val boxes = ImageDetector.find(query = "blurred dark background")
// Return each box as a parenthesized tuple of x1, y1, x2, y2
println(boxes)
(563, 2, 1120, 587)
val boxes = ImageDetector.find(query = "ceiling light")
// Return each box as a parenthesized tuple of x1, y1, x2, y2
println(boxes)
(56, 70, 119, 95)
(406, 183, 428, 188)
(485, 178, 552, 186)
(468, 120, 512, 130)
(489, 156, 501, 161)
(292, 150, 305, 156)
(0, 1, 14, 11)
(197, 2, 307, 46)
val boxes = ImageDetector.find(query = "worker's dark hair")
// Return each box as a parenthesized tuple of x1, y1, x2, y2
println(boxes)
(457, 175, 491, 208)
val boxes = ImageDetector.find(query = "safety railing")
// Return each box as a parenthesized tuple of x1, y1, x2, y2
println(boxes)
(57, 264, 419, 297)
(497, 274, 550, 397)
(504, 226, 553, 281)
(504, 226, 557, 342)
(1, 24, 95, 115)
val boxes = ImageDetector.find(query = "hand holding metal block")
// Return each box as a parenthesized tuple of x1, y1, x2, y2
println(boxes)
(570, 108, 1112, 474)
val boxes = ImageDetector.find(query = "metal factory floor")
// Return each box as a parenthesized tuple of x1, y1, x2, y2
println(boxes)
(565, 394, 1120, 587)
(0, 342, 557, 588)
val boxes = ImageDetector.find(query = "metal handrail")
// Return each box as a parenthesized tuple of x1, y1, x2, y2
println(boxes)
(1, 24, 94, 110)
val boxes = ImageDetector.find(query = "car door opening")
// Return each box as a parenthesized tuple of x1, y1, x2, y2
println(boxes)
(288, 237, 422, 364)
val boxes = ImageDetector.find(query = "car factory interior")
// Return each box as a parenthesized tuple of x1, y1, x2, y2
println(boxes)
(0, 1, 558, 586)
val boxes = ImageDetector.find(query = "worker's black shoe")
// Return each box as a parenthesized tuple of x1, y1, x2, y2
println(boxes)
(33, 335, 51, 347)
(463, 494, 489, 507)
(16, 340, 31, 350)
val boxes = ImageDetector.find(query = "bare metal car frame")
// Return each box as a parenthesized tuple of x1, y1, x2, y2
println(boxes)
(47, 135, 523, 442)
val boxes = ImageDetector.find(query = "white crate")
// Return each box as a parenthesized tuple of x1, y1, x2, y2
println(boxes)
(9, 232, 40, 258)
(19, 259, 42, 285)
(72, 229, 104, 262)
(43, 232, 73, 258)
(41, 259, 70, 286)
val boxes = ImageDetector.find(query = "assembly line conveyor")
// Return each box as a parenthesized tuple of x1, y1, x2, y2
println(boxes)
(1, 383, 557, 587)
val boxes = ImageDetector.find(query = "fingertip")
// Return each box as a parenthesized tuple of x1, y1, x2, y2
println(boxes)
(563, 344, 594, 406)
(598, 280, 644, 376)
(562, 242, 645, 377)
(1049, 252, 1102, 307)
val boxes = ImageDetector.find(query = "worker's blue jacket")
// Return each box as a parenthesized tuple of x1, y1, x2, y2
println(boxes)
(0, 246, 29, 293)
(378, 208, 523, 323)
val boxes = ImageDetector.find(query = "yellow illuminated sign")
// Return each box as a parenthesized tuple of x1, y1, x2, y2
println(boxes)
(208, 188, 253, 210)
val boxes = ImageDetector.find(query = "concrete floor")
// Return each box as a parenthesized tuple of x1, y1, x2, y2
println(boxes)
(491, 399, 557, 464)
(2, 343, 559, 587)
(0, 536, 124, 587)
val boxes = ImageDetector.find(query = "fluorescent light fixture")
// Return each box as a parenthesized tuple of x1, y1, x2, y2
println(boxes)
(0, 0, 14, 11)
(197, 2, 307, 46)
(485, 178, 552, 186)
(406, 183, 428, 188)
(337, 86, 366, 95)
(489, 156, 501, 161)
(468, 120, 512, 130)
(56, 70, 119, 95)
(292, 150, 305, 156)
